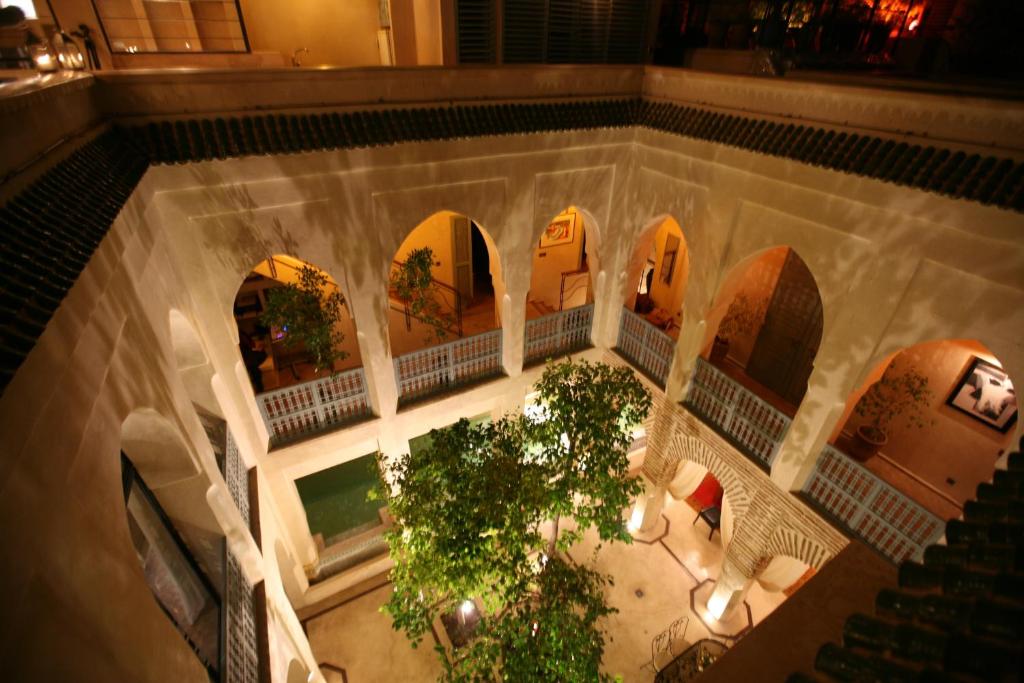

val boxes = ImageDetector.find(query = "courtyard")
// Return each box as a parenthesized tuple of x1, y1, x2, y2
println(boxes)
(305, 489, 787, 682)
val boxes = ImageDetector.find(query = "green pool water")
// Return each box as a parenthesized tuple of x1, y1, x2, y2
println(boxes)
(296, 454, 384, 545)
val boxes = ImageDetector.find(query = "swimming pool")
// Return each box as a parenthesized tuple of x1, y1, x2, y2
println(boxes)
(296, 453, 384, 546)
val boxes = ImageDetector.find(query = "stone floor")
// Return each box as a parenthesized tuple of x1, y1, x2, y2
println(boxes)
(306, 494, 787, 682)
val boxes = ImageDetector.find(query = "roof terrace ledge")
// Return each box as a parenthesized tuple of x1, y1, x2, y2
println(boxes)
(93, 64, 645, 120)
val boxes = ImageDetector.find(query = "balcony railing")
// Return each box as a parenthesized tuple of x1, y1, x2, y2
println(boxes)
(224, 547, 260, 683)
(803, 444, 945, 564)
(393, 328, 503, 405)
(524, 304, 593, 365)
(256, 368, 372, 447)
(684, 358, 791, 469)
(616, 307, 675, 387)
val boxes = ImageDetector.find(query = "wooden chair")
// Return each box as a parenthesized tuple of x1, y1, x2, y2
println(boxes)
(693, 505, 722, 540)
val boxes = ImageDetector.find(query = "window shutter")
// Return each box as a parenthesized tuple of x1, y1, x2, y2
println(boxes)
(456, 0, 497, 63)
(499, 0, 649, 65)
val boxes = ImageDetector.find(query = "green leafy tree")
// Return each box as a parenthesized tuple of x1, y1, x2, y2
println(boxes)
(380, 358, 652, 682)
(391, 247, 453, 343)
(260, 264, 347, 372)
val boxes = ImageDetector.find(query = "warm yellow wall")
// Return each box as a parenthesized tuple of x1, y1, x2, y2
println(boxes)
(394, 212, 457, 289)
(412, 0, 443, 65)
(838, 340, 1016, 505)
(45, 0, 367, 68)
(529, 209, 586, 311)
(648, 218, 688, 318)
(236, 0, 382, 67)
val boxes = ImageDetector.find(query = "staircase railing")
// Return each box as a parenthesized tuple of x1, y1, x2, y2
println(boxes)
(524, 303, 593, 365)
(256, 367, 372, 447)
(683, 358, 791, 469)
(558, 268, 590, 310)
(802, 444, 945, 563)
(616, 306, 675, 387)
(393, 328, 503, 405)
(389, 259, 463, 337)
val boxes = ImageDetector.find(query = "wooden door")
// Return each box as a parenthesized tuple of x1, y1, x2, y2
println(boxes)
(451, 215, 474, 302)
(746, 250, 823, 406)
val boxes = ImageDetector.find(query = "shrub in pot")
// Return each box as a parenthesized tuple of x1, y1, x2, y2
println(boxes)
(849, 358, 933, 462)
(260, 264, 348, 374)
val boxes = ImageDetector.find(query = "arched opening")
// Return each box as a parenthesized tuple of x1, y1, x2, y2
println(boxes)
(686, 247, 823, 469)
(389, 212, 505, 405)
(286, 658, 310, 683)
(388, 211, 503, 355)
(168, 310, 229, 472)
(616, 215, 690, 386)
(232, 255, 362, 393)
(120, 413, 225, 678)
(829, 340, 1018, 522)
(523, 206, 598, 365)
(527, 206, 596, 317)
(232, 255, 371, 446)
(756, 555, 814, 595)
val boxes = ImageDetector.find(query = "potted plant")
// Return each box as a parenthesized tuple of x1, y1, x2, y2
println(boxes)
(848, 359, 934, 462)
(260, 264, 348, 373)
(710, 293, 767, 365)
(389, 246, 453, 343)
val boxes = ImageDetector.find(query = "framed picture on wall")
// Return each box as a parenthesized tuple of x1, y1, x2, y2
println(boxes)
(540, 212, 575, 248)
(660, 234, 680, 285)
(946, 356, 1018, 433)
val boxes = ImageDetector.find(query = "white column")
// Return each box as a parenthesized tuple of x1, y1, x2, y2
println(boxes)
(707, 554, 754, 620)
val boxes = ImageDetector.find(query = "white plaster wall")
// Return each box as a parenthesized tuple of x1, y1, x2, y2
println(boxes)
(2, 87, 1023, 681)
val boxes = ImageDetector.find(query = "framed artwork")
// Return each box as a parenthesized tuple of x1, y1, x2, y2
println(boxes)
(540, 212, 576, 248)
(660, 234, 680, 285)
(946, 356, 1018, 433)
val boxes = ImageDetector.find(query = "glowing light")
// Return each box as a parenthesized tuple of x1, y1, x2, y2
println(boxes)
(460, 600, 475, 617)
(627, 504, 644, 532)
(908, 19, 920, 31)
(707, 588, 729, 620)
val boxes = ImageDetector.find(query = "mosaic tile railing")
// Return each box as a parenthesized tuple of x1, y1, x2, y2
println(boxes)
(256, 367, 371, 447)
(524, 304, 593, 365)
(616, 307, 676, 388)
(684, 358, 791, 469)
(393, 328, 503, 405)
(802, 444, 945, 563)
(224, 548, 259, 683)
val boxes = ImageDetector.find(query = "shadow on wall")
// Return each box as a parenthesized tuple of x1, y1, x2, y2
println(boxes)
(833, 338, 1018, 508)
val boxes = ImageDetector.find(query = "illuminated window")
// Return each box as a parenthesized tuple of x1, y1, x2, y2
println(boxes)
(93, 0, 249, 54)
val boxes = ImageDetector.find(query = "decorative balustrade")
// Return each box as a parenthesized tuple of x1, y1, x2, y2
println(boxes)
(524, 304, 593, 365)
(684, 358, 791, 469)
(803, 444, 945, 563)
(224, 548, 260, 683)
(616, 307, 676, 387)
(394, 328, 503, 405)
(256, 367, 371, 447)
(224, 429, 249, 526)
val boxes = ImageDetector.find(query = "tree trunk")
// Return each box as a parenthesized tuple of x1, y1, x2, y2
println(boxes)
(547, 514, 560, 557)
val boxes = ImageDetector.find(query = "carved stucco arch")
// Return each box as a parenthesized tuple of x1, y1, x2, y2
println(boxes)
(763, 524, 831, 571)
(673, 434, 751, 523)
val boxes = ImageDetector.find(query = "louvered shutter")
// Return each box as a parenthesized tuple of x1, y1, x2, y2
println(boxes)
(456, 0, 497, 63)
